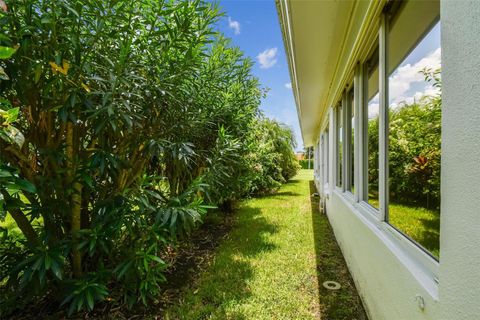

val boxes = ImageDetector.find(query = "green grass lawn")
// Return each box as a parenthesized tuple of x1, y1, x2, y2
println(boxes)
(165, 169, 366, 320)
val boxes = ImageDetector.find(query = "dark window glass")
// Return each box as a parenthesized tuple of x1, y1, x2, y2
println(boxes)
(349, 89, 355, 193)
(336, 105, 343, 188)
(367, 56, 379, 209)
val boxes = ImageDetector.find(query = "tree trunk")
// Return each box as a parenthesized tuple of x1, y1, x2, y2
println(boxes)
(66, 121, 82, 277)
(71, 181, 83, 277)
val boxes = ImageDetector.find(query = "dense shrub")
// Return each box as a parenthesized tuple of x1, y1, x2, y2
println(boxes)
(246, 118, 300, 195)
(299, 159, 313, 169)
(0, 0, 298, 316)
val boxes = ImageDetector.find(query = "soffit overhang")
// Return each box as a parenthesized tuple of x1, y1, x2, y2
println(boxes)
(277, 0, 385, 146)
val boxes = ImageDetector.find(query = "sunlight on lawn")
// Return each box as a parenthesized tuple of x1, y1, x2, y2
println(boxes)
(167, 169, 366, 320)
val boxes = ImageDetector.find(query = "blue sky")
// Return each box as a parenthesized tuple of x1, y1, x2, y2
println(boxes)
(369, 22, 441, 118)
(209, 2, 440, 150)
(210, 0, 303, 151)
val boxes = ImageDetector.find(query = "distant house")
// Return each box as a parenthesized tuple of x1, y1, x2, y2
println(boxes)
(277, 0, 480, 319)
(294, 152, 304, 161)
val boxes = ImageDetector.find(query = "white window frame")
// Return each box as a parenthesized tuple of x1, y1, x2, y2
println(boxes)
(383, 5, 441, 262)
(331, 7, 441, 298)
(344, 86, 355, 197)
(322, 126, 329, 191)
(359, 47, 382, 219)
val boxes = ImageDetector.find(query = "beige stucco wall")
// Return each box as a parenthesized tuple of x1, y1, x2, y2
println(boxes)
(315, 1, 480, 319)
(438, 1, 480, 318)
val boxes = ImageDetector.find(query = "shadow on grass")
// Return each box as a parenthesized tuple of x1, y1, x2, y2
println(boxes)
(272, 190, 302, 197)
(309, 181, 367, 320)
(235, 206, 279, 257)
(255, 189, 302, 200)
(285, 178, 301, 184)
(167, 205, 278, 319)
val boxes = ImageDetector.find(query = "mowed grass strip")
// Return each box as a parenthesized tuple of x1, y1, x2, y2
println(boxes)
(166, 170, 366, 320)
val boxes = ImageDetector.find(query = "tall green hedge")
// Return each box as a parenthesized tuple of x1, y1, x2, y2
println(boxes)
(299, 159, 314, 169)
(0, 0, 299, 316)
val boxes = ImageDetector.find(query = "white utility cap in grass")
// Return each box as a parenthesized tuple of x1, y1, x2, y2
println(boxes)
(322, 281, 341, 290)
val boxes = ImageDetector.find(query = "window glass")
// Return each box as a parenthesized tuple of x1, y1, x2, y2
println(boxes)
(336, 105, 343, 188)
(324, 128, 329, 185)
(349, 89, 355, 193)
(387, 3, 440, 258)
(320, 136, 324, 183)
(367, 57, 379, 209)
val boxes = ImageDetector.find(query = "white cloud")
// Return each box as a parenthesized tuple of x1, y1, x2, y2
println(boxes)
(389, 47, 441, 105)
(257, 48, 278, 69)
(365, 48, 441, 118)
(367, 93, 380, 119)
(368, 103, 379, 119)
(228, 17, 240, 35)
(285, 82, 292, 89)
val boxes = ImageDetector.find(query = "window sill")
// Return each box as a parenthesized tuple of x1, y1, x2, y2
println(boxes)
(333, 189, 439, 300)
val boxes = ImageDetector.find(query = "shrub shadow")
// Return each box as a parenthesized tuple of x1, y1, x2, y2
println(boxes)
(272, 190, 302, 197)
(166, 205, 278, 319)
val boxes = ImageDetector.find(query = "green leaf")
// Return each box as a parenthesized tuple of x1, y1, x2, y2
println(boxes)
(0, 169, 12, 178)
(143, 257, 148, 271)
(0, 66, 9, 80)
(1, 125, 25, 148)
(50, 260, 62, 279)
(115, 260, 133, 279)
(5, 107, 19, 122)
(41, 16, 52, 24)
(86, 290, 94, 311)
(0, 193, 4, 215)
(148, 255, 165, 265)
(34, 64, 42, 83)
(16, 178, 37, 193)
(0, 97, 12, 108)
(0, 46, 17, 59)
(5, 196, 24, 209)
(44, 253, 52, 269)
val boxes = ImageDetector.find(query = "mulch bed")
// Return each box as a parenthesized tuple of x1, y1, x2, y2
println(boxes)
(5, 213, 235, 320)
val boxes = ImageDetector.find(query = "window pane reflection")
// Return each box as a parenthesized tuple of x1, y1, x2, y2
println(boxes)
(387, 20, 441, 259)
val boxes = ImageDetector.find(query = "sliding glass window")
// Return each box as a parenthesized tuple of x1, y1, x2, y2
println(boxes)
(324, 128, 329, 186)
(365, 48, 380, 209)
(346, 88, 355, 193)
(386, 1, 441, 259)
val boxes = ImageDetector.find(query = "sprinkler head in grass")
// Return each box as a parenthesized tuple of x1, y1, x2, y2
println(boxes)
(323, 281, 341, 290)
